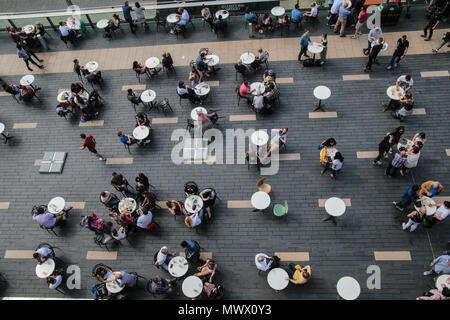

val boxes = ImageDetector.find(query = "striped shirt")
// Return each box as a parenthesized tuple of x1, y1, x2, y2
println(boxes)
(391, 153, 407, 168)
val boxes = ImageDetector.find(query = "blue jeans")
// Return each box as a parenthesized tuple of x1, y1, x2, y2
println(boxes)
(162, 255, 174, 271)
(136, 93, 142, 103)
(197, 209, 205, 222)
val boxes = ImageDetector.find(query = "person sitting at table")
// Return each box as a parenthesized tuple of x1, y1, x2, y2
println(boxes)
(200, 188, 216, 219)
(399, 143, 422, 176)
(135, 173, 150, 200)
(185, 182, 199, 197)
(252, 91, 265, 112)
(196, 110, 214, 131)
(402, 205, 427, 232)
(111, 172, 135, 197)
(420, 181, 444, 198)
(59, 21, 75, 45)
(201, 4, 213, 29)
(428, 201, 450, 224)
(189, 66, 203, 87)
(413, 132, 427, 146)
(95, 265, 114, 283)
(250, 48, 269, 70)
(303, 2, 319, 23)
(135, 112, 150, 127)
(149, 276, 176, 294)
(6, 26, 21, 44)
(239, 80, 255, 103)
(100, 191, 120, 210)
(136, 206, 153, 229)
(32, 206, 64, 229)
(140, 191, 157, 209)
(285, 264, 311, 284)
(110, 211, 134, 231)
(195, 258, 217, 282)
(172, 7, 189, 34)
(213, 15, 227, 33)
(185, 209, 205, 228)
(196, 52, 213, 77)
(166, 200, 187, 217)
(266, 128, 288, 158)
(261, 13, 274, 32)
(118, 131, 137, 146)
(35, 22, 50, 50)
(177, 81, 197, 104)
(155, 246, 176, 271)
(132, 61, 150, 78)
(291, 4, 303, 24)
(279, 14, 290, 26)
(18, 85, 35, 101)
(47, 272, 63, 290)
(161, 51, 174, 71)
(244, 7, 258, 24)
(114, 271, 137, 288)
(235, 60, 248, 77)
(83, 69, 103, 85)
(263, 83, 279, 108)
(33, 247, 54, 264)
(73, 59, 84, 78)
(86, 212, 112, 234)
(181, 240, 201, 263)
(104, 14, 121, 38)
(396, 74, 413, 93)
(417, 286, 450, 300)
(203, 281, 224, 300)
(127, 88, 142, 106)
(255, 253, 280, 272)
(263, 69, 276, 85)
(393, 92, 414, 121)
(2, 83, 21, 99)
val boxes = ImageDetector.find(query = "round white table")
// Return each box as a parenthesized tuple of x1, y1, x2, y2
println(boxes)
(48, 197, 66, 214)
(191, 107, 207, 121)
(435, 274, 450, 289)
(35, 259, 55, 278)
(141, 89, 156, 108)
(323, 197, 346, 224)
(205, 54, 219, 67)
(337, 276, 361, 300)
(67, 17, 80, 30)
(57, 90, 72, 103)
(397, 138, 413, 152)
(106, 272, 125, 293)
(250, 82, 265, 95)
(168, 256, 189, 278)
(184, 195, 204, 214)
(96, 19, 109, 29)
(240, 52, 255, 65)
(372, 41, 388, 51)
(145, 57, 160, 69)
(22, 25, 35, 34)
(251, 191, 271, 210)
(0, 123, 5, 134)
(251, 130, 269, 146)
(267, 268, 289, 290)
(0, 123, 11, 143)
(414, 196, 436, 216)
(20, 75, 35, 86)
(194, 83, 210, 96)
(85, 61, 99, 73)
(386, 85, 404, 101)
(133, 126, 150, 140)
(167, 13, 179, 24)
(271, 6, 285, 17)
(182, 276, 203, 298)
(118, 198, 137, 215)
(313, 85, 331, 111)
(308, 42, 323, 63)
(327, 147, 337, 158)
(215, 10, 229, 20)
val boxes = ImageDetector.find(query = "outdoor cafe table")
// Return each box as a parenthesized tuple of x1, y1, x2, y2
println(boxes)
(191, 107, 207, 121)
(337, 276, 361, 300)
(251, 130, 269, 146)
(267, 268, 289, 291)
(184, 195, 204, 214)
(323, 197, 346, 224)
(118, 198, 137, 215)
(414, 196, 437, 216)
(133, 126, 150, 141)
(48, 197, 66, 214)
(397, 137, 414, 152)
(271, 6, 285, 17)
(240, 52, 255, 65)
(22, 25, 35, 34)
(215, 10, 229, 20)
(168, 256, 189, 278)
(182, 275, 203, 298)
(435, 274, 450, 289)
(85, 61, 99, 73)
(167, 13, 179, 24)
(96, 19, 109, 29)
(250, 82, 265, 95)
(313, 85, 331, 111)
(20, 75, 35, 88)
(386, 85, 404, 101)
(145, 57, 160, 69)
(35, 258, 55, 278)
(140, 89, 156, 109)
(308, 42, 323, 63)
(205, 54, 219, 67)
(106, 272, 125, 293)
(251, 191, 271, 211)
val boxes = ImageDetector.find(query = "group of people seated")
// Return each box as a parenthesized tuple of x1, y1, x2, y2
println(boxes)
(73, 59, 103, 87)
(255, 253, 312, 285)
(58, 20, 82, 46)
(201, 4, 228, 34)
(7, 23, 50, 50)
(33, 247, 65, 290)
(238, 72, 279, 113)
(2, 82, 40, 102)
(56, 82, 101, 121)
(170, 7, 191, 35)
(383, 75, 415, 122)
(31, 204, 69, 229)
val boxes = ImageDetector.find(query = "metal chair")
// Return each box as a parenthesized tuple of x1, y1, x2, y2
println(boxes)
(273, 201, 288, 217)
(235, 86, 242, 106)
(155, 15, 168, 32)
(94, 232, 117, 251)
(40, 224, 58, 236)
(91, 263, 111, 278)
(155, 98, 173, 114)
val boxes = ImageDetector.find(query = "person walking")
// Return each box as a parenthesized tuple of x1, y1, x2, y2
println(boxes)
(122, 1, 137, 33)
(334, 2, 351, 37)
(432, 31, 450, 53)
(17, 44, 43, 71)
(352, 6, 367, 39)
(79, 134, 106, 161)
(387, 35, 409, 70)
(364, 37, 383, 72)
(422, 9, 442, 41)
(133, 2, 148, 31)
(364, 26, 383, 55)
(298, 29, 311, 62)
(385, 147, 407, 177)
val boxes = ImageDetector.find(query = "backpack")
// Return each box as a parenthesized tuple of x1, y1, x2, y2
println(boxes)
(91, 283, 108, 300)
(302, 58, 315, 67)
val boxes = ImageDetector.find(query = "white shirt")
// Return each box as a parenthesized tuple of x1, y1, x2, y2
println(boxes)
(136, 211, 152, 228)
(331, 0, 343, 14)
(100, 191, 111, 203)
(112, 230, 126, 240)
(332, 159, 343, 171)
(435, 206, 450, 220)
(253, 95, 264, 109)
(190, 212, 202, 227)
(177, 86, 188, 95)
(255, 253, 271, 271)
(59, 25, 70, 37)
(397, 75, 413, 88)
(48, 275, 63, 289)
(156, 249, 168, 265)
(310, 6, 318, 17)
(368, 28, 383, 42)
(404, 151, 420, 168)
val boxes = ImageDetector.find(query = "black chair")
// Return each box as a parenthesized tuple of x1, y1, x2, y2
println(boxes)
(40, 224, 58, 236)
(163, 64, 176, 76)
(155, 98, 173, 114)
(94, 232, 117, 251)
(155, 15, 168, 32)
(186, 119, 194, 133)
(184, 181, 199, 197)
(235, 86, 242, 105)
(92, 263, 111, 278)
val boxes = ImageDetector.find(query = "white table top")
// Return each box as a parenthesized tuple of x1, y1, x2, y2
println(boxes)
(119, 198, 137, 215)
(308, 42, 324, 54)
(35, 259, 55, 278)
(250, 82, 265, 95)
(20, 74, 35, 86)
(182, 276, 203, 298)
(194, 83, 210, 96)
(414, 196, 436, 216)
(325, 197, 346, 217)
(133, 125, 150, 140)
(140, 89, 156, 103)
(251, 191, 271, 210)
(0, 123, 5, 134)
(22, 25, 35, 34)
(397, 138, 413, 152)
(191, 107, 207, 121)
(240, 52, 255, 65)
(168, 256, 189, 277)
(372, 41, 388, 51)
(267, 268, 289, 290)
(251, 130, 269, 146)
(48, 196, 65, 214)
(57, 90, 72, 103)
(145, 57, 160, 69)
(215, 10, 229, 19)
(85, 61, 99, 73)
(167, 13, 180, 23)
(96, 19, 109, 29)
(435, 274, 450, 289)
(337, 276, 361, 300)
(184, 195, 203, 214)
(205, 54, 219, 66)
(386, 85, 404, 100)
(67, 17, 80, 30)
(327, 147, 337, 158)
(106, 272, 124, 293)
(313, 86, 331, 100)
(271, 6, 285, 17)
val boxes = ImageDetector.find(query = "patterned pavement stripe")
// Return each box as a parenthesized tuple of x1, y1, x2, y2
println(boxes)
(151, 117, 178, 124)
(356, 151, 378, 158)
(229, 114, 256, 121)
(86, 251, 118, 260)
(4, 250, 34, 259)
(374, 251, 412, 261)
(79, 120, 104, 127)
(420, 70, 449, 77)
(309, 112, 338, 119)
(121, 85, 146, 91)
(105, 158, 134, 165)
(342, 74, 370, 81)
(13, 123, 38, 129)
(0, 202, 10, 209)
(227, 200, 253, 208)
(279, 153, 301, 160)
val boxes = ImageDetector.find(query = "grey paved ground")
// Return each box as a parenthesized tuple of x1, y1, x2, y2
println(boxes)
(0, 2, 449, 300)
